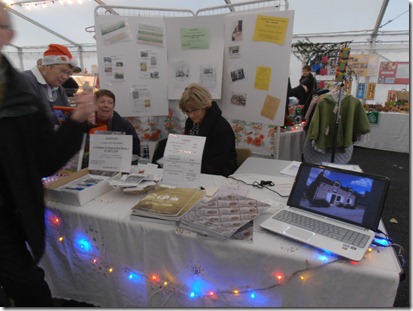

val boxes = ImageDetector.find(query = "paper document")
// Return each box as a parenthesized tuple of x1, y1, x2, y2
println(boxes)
(280, 161, 301, 177)
(162, 134, 206, 188)
(89, 134, 132, 173)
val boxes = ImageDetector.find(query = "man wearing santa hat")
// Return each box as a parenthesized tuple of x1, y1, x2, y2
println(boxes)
(22, 44, 78, 126)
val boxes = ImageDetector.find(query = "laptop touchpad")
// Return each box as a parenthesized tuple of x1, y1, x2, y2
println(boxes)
(284, 226, 314, 241)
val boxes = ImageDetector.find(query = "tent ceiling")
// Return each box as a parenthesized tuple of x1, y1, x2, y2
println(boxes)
(3, 0, 409, 52)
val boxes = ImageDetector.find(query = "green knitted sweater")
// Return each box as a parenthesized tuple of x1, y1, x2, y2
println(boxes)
(307, 94, 370, 153)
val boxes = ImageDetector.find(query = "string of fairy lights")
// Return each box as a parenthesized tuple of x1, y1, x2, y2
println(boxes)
(4, 0, 90, 10)
(43, 208, 390, 307)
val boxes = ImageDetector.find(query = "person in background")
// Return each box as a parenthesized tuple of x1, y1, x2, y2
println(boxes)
(299, 65, 317, 95)
(288, 76, 312, 107)
(22, 44, 76, 125)
(61, 66, 81, 97)
(91, 89, 141, 156)
(179, 83, 237, 177)
(299, 65, 317, 116)
(0, 2, 96, 306)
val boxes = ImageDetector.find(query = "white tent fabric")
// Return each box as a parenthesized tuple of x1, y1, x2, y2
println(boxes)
(2, 0, 409, 78)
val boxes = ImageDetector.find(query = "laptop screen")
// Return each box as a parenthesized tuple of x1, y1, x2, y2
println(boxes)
(287, 163, 390, 231)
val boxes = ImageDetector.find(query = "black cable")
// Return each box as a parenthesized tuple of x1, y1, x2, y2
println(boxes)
(228, 176, 289, 197)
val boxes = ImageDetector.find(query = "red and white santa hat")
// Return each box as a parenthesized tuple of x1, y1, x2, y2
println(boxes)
(42, 44, 78, 67)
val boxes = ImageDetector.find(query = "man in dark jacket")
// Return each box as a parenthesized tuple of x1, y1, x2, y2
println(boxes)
(0, 4, 96, 306)
(299, 65, 317, 117)
(179, 83, 237, 177)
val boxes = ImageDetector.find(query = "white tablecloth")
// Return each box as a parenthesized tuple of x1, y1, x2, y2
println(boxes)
(354, 112, 409, 153)
(39, 158, 402, 307)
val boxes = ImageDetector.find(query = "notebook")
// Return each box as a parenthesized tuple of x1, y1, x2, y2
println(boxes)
(260, 162, 390, 261)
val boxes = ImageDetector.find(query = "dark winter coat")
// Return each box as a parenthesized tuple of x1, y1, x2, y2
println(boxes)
(184, 101, 237, 177)
(0, 56, 89, 263)
(108, 111, 141, 156)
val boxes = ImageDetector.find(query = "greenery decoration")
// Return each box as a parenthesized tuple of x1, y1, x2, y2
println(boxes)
(291, 39, 352, 65)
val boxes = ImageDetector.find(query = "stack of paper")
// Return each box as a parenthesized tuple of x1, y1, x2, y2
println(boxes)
(178, 194, 270, 240)
(130, 186, 205, 225)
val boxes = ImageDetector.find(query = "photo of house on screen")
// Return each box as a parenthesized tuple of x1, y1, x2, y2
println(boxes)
(306, 172, 358, 209)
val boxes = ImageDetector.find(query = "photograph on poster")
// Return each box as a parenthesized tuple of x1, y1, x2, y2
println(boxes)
(131, 86, 152, 113)
(114, 72, 124, 80)
(174, 60, 191, 88)
(231, 20, 243, 41)
(228, 45, 241, 58)
(175, 60, 190, 78)
(200, 64, 217, 91)
(230, 68, 245, 82)
(137, 23, 164, 47)
(230, 92, 247, 107)
(138, 49, 160, 79)
(103, 55, 126, 81)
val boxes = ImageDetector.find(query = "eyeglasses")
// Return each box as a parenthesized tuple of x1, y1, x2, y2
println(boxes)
(184, 108, 201, 115)
(56, 67, 73, 77)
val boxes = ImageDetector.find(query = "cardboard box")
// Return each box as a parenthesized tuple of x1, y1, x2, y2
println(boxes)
(44, 168, 113, 206)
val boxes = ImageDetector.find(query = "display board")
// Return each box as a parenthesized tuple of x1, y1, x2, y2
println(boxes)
(220, 9, 294, 126)
(94, 6, 294, 127)
(166, 15, 225, 100)
(95, 14, 169, 117)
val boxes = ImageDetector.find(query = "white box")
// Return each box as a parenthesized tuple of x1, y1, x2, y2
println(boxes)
(44, 168, 114, 206)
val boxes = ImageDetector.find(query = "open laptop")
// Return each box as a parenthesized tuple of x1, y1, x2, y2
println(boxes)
(260, 162, 390, 261)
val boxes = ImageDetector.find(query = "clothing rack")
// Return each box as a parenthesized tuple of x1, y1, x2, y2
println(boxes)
(331, 80, 345, 163)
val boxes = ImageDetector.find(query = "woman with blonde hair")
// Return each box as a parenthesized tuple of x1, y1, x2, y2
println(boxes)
(179, 83, 237, 177)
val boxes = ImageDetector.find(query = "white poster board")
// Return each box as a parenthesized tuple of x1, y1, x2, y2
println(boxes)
(94, 7, 293, 127)
(165, 15, 225, 100)
(221, 9, 294, 126)
(94, 15, 169, 117)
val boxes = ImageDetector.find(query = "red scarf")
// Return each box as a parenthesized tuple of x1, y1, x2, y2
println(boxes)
(95, 113, 112, 125)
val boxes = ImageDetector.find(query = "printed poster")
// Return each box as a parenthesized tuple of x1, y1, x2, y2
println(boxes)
(378, 61, 409, 84)
(181, 28, 209, 50)
(260, 94, 280, 120)
(255, 66, 272, 91)
(99, 19, 132, 46)
(253, 15, 289, 45)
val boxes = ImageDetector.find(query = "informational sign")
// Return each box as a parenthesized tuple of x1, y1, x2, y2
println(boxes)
(347, 54, 380, 77)
(89, 134, 132, 172)
(378, 61, 409, 84)
(162, 134, 206, 188)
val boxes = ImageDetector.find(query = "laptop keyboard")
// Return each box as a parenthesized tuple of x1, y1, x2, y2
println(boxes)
(273, 210, 371, 248)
